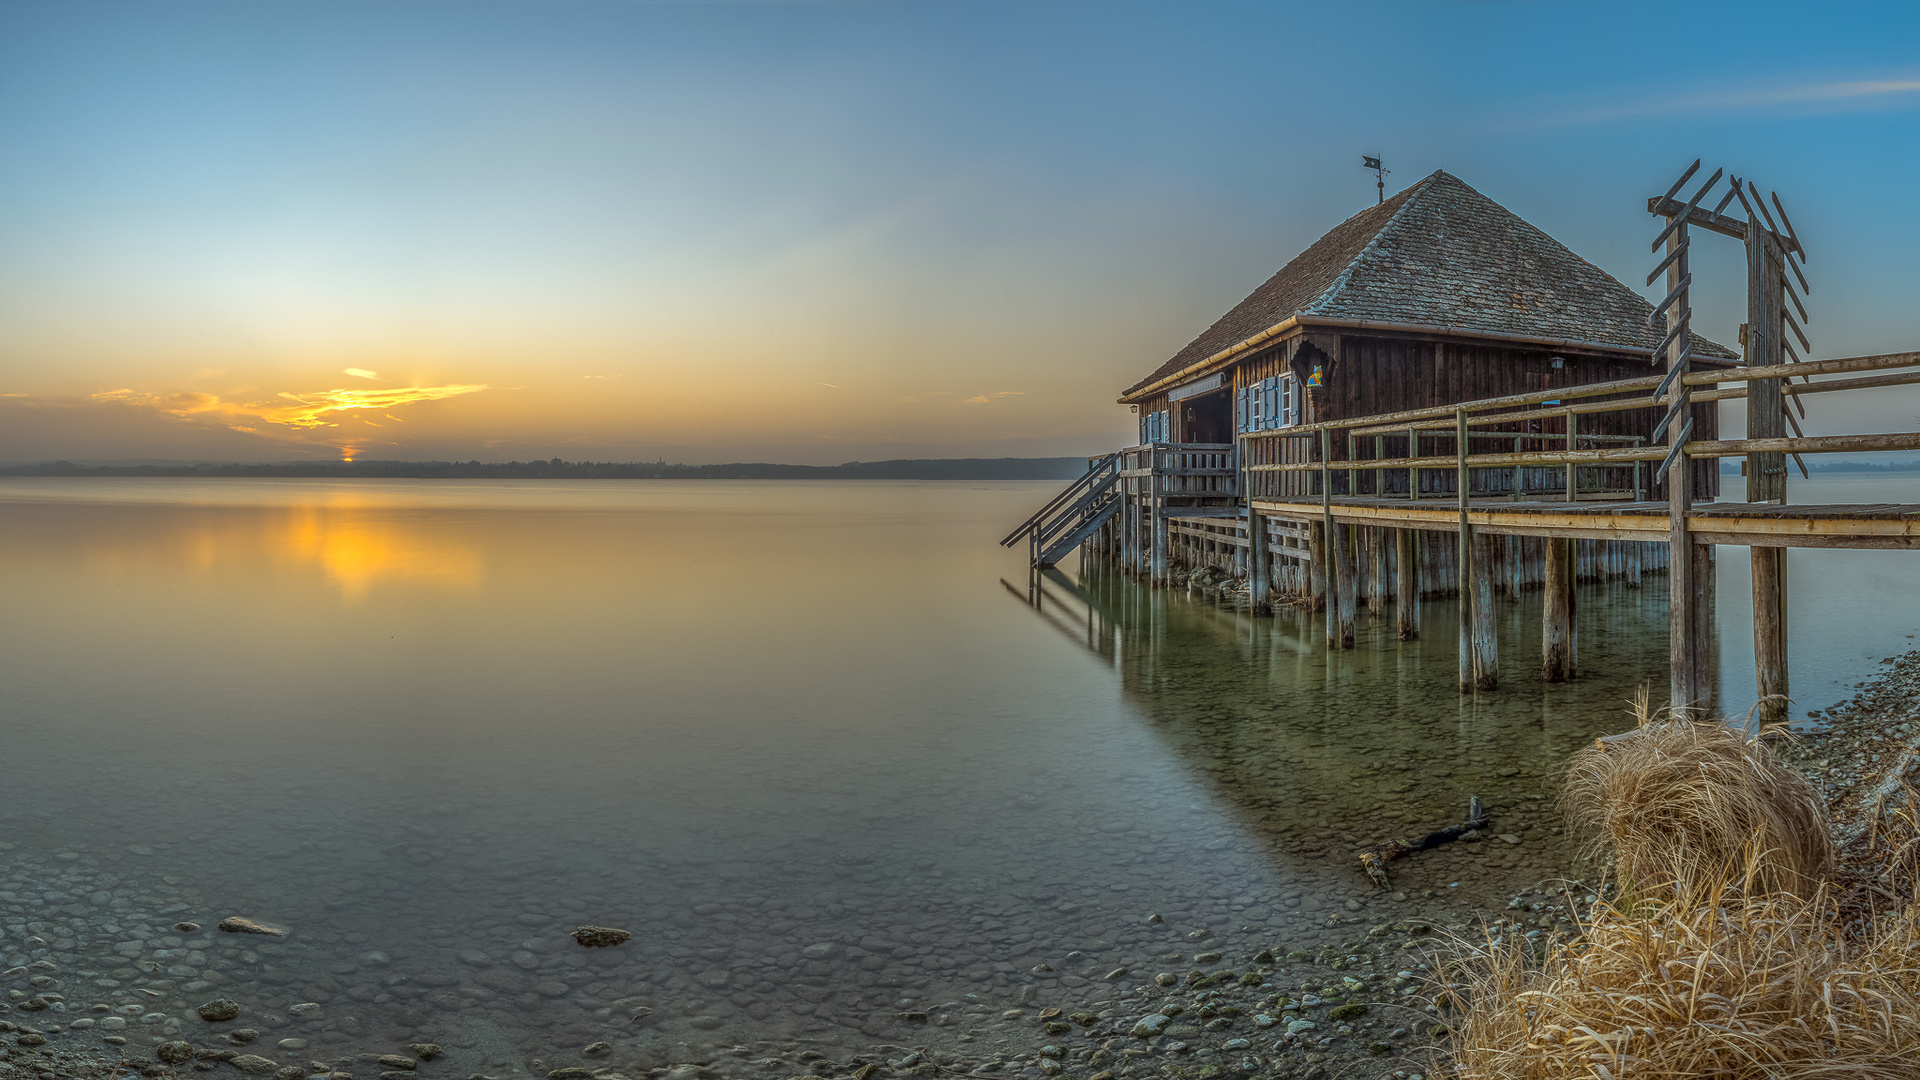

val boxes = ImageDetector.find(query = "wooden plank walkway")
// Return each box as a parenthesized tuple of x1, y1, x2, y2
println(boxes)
(1250, 497, 1920, 549)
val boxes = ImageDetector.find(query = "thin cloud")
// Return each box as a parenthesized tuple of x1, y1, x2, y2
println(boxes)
(94, 383, 490, 432)
(962, 391, 1025, 405)
(1521, 74, 1920, 129)
(344, 368, 384, 381)
(819, 382, 846, 389)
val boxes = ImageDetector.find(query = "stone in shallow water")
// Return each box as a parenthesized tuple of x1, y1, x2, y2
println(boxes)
(219, 917, 286, 937)
(1129, 1014, 1169, 1038)
(570, 925, 630, 948)
(198, 999, 242, 1022)
(231, 1054, 280, 1076)
(157, 1041, 194, 1064)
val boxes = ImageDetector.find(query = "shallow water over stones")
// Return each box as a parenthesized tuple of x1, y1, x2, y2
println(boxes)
(2, 477, 1908, 1078)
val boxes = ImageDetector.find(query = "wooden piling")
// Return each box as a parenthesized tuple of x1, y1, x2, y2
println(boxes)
(1471, 532, 1500, 690)
(1249, 512, 1271, 615)
(1307, 521, 1327, 612)
(1396, 527, 1420, 640)
(1543, 537, 1576, 682)
(1150, 483, 1167, 585)
(1334, 523, 1357, 648)
(1367, 526, 1387, 616)
(1752, 545, 1787, 724)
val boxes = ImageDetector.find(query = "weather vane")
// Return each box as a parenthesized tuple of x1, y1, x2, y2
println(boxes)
(1363, 156, 1388, 204)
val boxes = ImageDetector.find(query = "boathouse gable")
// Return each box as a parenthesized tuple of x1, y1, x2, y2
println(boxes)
(1118, 169, 1737, 404)
(1118, 169, 1736, 496)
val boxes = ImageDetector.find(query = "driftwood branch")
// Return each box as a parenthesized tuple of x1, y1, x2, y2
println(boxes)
(1358, 795, 1487, 889)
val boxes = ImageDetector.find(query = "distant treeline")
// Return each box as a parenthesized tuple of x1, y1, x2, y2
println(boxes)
(0, 456, 1096, 481)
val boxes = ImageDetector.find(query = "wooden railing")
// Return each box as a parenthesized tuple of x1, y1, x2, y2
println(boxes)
(1119, 442, 1237, 498)
(1241, 351, 1920, 500)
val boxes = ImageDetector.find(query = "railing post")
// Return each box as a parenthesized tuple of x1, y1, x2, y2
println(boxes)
(1457, 407, 1473, 693)
(1374, 434, 1385, 498)
(1347, 432, 1358, 498)
(1565, 411, 1579, 503)
(1408, 426, 1419, 501)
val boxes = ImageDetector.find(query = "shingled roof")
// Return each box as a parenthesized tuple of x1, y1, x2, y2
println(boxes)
(1122, 170, 1736, 399)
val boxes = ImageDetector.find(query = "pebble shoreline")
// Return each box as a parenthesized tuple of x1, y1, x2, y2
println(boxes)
(1, 831, 1579, 1080)
(20, 652, 1909, 1080)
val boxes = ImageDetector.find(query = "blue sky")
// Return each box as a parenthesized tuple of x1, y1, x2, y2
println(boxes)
(1, 0, 1917, 462)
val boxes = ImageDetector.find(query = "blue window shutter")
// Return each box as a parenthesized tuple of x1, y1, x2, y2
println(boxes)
(1237, 387, 1248, 433)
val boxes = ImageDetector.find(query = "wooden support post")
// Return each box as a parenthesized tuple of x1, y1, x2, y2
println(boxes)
(1471, 532, 1499, 690)
(1543, 537, 1576, 682)
(1397, 527, 1420, 640)
(1334, 523, 1357, 649)
(1456, 407, 1473, 693)
(1693, 542, 1716, 710)
(1663, 221, 1701, 714)
(1753, 545, 1787, 723)
(1746, 223, 1788, 505)
(1249, 511, 1271, 616)
(1321, 427, 1336, 638)
(1367, 526, 1387, 615)
(1505, 533, 1522, 601)
(1150, 496, 1167, 585)
(1308, 521, 1328, 613)
(1627, 540, 1643, 587)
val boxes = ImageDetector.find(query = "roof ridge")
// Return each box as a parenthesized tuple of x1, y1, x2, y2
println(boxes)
(1301, 171, 1444, 316)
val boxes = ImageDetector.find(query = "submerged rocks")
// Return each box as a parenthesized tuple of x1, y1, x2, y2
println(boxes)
(217, 917, 285, 936)
(569, 925, 631, 948)
(230, 1053, 279, 1076)
(157, 1041, 195, 1064)
(1129, 1014, 1170, 1038)
(197, 999, 242, 1022)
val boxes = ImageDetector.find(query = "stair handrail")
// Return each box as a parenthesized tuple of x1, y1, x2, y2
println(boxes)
(1032, 470, 1121, 550)
(999, 452, 1120, 547)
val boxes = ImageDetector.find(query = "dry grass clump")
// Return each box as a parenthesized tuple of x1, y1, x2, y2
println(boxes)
(1562, 692, 1831, 900)
(1443, 879, 1920, 1079)
(1438, 692, 1920, 1077)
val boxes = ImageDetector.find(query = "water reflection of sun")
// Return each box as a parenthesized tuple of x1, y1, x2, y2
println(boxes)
(277, 509, 483, 602)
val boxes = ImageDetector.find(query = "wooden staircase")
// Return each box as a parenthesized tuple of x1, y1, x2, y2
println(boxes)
(1000, 453, 1122, 568)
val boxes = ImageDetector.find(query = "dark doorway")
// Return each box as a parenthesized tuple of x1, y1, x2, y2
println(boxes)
(1179, 388, 1233, 444)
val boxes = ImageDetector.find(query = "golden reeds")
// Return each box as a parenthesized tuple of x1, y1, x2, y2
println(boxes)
(1442, 878, 1920, 1079)
(1562, 691, 1832, 900)
(1437, 693, 1920, 1077)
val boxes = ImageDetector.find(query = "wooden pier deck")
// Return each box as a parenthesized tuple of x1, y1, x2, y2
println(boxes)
(1251, 496, 1920, 549)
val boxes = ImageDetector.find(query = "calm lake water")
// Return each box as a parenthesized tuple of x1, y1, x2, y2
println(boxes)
(1, 475, 1916, 1076)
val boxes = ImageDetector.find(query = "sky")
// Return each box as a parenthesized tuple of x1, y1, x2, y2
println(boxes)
(3, 1, 1919, 465)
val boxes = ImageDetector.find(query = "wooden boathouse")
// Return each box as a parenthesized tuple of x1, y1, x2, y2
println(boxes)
(1004, 163, 1920, 721)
